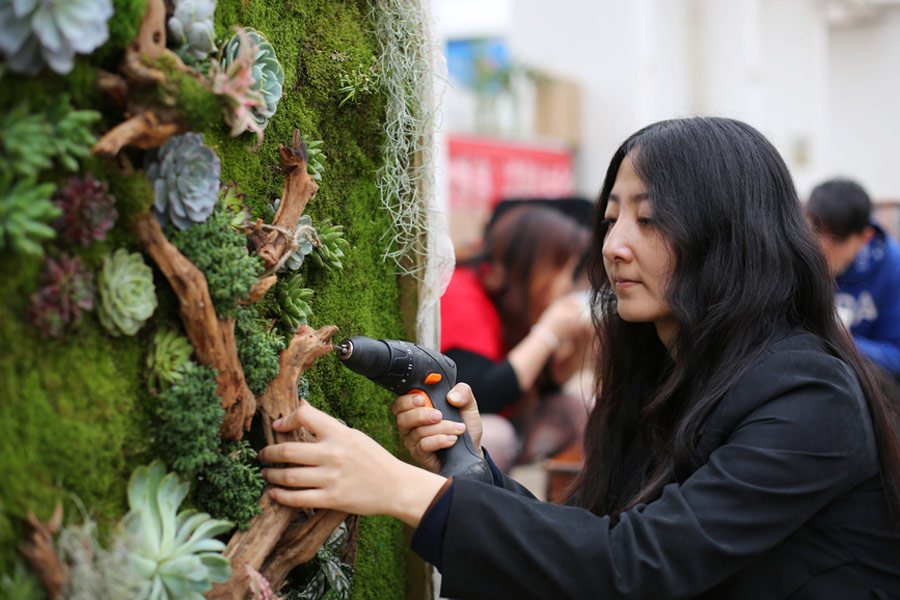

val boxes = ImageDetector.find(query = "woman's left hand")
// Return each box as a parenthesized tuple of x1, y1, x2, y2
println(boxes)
(259, 400, 447, 526)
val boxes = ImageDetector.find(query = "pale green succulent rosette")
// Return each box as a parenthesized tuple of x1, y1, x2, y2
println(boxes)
(97, 249, 158, 337)
(167, 0, 217, 61)
(121, 461, 232, 600)
(220, 28, 284, 129)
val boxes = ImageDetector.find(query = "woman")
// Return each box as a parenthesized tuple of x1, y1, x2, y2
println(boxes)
(259, 117, 900, 598)
(441, 204, 594, 469)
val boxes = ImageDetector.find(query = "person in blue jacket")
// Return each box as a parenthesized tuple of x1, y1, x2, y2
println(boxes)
(259, 118, 900, 599)
(807, 178, 900, 382)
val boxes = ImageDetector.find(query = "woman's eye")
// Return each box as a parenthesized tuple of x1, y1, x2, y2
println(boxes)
(600, 218, 616, 227)
(637, 217, 655, 225)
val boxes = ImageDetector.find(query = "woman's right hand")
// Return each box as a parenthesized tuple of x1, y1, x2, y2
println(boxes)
(391, 382, 484, 473)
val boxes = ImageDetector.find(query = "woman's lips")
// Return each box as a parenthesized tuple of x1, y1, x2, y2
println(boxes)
(614, 278, 640, 289)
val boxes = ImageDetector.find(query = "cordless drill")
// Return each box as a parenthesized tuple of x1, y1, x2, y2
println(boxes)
(334, 336, 492, 483)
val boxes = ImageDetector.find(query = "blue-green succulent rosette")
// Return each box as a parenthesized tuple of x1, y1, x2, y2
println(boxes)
(0, 0, 114, 75)
(147, 133, 221, 230)
(219, 28, 284, 130)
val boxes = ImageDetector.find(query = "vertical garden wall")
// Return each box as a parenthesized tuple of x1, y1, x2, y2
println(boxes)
(0, 0, 433, 598)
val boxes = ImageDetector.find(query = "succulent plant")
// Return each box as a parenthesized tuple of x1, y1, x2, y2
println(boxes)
(275, 273, 314, 330)
(52, 174, 117, 247)
(0, 102, 55, 178)
(283, 214, 316, 271)
(305, 140, 327, 181)
(287, 521, 353, 600)
(120, 461, 232, 600)
(0, 561, 44, 600)
(147, 329, 193, 391)
(208, 28, 266, 146)
(147, 133, 221, 230)
(28, 253, 95, 338)
(0, 0, 114, 75)
(46, 95, 101, 172)
(167, 0, 217, 61)
(219, 27, 284, 131)
(0, 97, 99, 179)
(309, 219, 350, 272)
(0, 173, 59, 256)
(96, 248, 158, 337)
(57, 509, 147, 600)
(218, 182, 253, 231)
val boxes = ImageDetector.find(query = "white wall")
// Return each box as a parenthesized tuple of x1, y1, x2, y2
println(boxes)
(431, 0, 900, 202)
(826, 8, 900, 201)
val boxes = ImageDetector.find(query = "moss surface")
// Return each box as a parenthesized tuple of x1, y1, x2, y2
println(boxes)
(1, 0, 414, 596)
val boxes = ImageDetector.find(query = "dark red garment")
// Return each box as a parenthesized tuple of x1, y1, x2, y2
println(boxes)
(440, 266, 505, 362)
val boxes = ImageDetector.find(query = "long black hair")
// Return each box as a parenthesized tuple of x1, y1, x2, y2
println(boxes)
(571, 117, 900, 522)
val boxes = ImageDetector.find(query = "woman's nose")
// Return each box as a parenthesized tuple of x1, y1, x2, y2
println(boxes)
(602, 221, 633, 263)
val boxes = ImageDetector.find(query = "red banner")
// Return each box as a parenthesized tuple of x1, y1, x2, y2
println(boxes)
(448, 135, 576, 211)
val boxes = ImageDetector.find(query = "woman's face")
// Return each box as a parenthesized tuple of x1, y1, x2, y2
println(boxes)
(601, 152, 677, 345)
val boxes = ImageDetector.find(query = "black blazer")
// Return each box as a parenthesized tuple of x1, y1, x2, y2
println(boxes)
(435, 331, 900, 599)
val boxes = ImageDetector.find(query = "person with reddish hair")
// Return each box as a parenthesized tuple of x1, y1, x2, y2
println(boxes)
(440, 204, 594, 470)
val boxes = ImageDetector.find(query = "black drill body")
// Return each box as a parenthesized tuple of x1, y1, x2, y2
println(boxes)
(334, 335, 492, 483)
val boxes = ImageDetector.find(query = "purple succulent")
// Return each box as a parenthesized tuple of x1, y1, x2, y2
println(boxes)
(52, 174, 117, 247)
(28, 253, 95, 338)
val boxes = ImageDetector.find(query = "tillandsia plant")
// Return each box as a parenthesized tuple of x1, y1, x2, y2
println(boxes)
(305, 140, 327, 181)
(0, 0, 114, 75)
(146, 329, 193, 392)
(28, 253, 95, 338)
(219, 182, 253, 231)
(120, 461, 232, 600)
(275, 273, 314, 330)
(0, 173, 59, 256)
(283, 214, 316, 271)
(167, 0, 217, 63)
(147, 133, 222, 230)
(52, 174, 118, 247)
(96, 248, 158, 337)
(219, 27, 284, 132)
(208, 27, 267, 146)
(309, 219, 350, 272)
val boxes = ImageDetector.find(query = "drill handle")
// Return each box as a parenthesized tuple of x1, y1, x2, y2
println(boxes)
(423, 379, 493, 483)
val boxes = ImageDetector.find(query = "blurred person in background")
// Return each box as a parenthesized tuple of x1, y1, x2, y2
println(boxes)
(807, 178, 900, 393)
(439, 203, 595, 470)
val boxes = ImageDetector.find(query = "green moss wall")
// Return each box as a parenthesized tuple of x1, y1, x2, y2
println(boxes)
(0, 0, 414, 597)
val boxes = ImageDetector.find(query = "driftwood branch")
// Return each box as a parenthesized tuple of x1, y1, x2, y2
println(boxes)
(19, 504, 66, 599)
(247, 130, 319, 274)
(92, 110, 184, 156)
(208, 324, 348, 599)
(135, 215, 257, 438)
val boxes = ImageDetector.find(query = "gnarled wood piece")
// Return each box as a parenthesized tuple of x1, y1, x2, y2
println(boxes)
(135, 214, 256, 438)
(121, 0, 168, 84)
(240, 275, 278, 305)
(207, 325, 348, 599)
(247, 130, 319, 273)
(92, 110, 184, 156)
(19, 504, 66, 599)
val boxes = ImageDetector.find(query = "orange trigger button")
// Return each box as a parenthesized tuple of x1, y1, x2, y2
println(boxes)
(424, 373, 442, 385)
